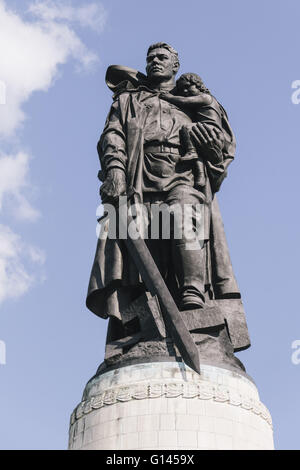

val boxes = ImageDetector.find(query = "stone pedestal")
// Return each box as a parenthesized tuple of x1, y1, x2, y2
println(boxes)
(68, 362, 274, 450)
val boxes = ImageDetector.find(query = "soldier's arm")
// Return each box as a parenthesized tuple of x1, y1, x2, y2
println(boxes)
(98, 99, 127, 176)
(98, 99, 127, 204)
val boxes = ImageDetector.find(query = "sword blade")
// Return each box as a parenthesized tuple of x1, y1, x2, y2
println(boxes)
(119, 207, 200, 374)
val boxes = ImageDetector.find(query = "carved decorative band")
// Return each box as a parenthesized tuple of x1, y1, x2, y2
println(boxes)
(70, 380, 272, 427)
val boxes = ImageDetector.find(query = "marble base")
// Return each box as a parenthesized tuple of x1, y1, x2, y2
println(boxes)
(68, 362, 274, 450)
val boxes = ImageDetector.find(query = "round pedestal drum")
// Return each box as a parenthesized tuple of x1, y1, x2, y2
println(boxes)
(68, 362, 274, 450)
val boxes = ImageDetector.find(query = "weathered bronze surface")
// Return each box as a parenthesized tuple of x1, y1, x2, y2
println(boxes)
(86, 43, 250, 375)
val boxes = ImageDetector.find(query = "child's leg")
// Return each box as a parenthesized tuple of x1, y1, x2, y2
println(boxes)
(194, 159, 206, 188)
(180, 126, 198, 161)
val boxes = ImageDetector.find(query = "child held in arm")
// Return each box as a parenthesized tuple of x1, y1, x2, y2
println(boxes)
(160, 73, 224, 189)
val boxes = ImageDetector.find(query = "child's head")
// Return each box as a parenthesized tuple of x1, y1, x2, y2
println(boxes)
(176, 73, 210, 96)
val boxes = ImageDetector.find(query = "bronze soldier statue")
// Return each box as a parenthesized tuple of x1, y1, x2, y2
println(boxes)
(86, 43, 250, 374)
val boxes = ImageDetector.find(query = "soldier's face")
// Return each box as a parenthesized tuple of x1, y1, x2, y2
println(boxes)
(146, 48, 178, 81)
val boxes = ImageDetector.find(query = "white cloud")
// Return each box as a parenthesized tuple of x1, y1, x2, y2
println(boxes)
(0, 224, 45, 304)
(28, 0, 107, 33)
(0, 1, 106, 305)
(27, 245, 46, 264)
(0, 80, 6, 104)
(0, 0, 106, 138)
(0, 152, 39, 221)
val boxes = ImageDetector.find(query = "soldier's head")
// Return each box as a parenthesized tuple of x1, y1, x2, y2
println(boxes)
(146, 43, 180, 83)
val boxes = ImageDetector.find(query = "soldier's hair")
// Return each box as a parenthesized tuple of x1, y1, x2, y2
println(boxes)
(147, 42, 180, 67)
(176, 73, 211, 94)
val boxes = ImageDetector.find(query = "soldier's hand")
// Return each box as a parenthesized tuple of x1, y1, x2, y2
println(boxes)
(190, 123, 224, 164)
(100, 168, 127, 205)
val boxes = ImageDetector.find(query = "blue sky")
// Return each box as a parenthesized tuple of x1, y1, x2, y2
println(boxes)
(0, 0, 299, 449)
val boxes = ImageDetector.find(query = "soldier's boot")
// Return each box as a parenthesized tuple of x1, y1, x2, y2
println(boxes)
(172, 242, 206, 311)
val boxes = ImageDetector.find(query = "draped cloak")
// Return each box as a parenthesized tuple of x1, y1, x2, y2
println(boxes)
(86, 66, 245, 345)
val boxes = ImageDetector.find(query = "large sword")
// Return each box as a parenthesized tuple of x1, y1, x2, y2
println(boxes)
(115, 197, 201, 375)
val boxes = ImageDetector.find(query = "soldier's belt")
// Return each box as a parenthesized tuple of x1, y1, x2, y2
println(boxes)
(144, 144, 181, 155)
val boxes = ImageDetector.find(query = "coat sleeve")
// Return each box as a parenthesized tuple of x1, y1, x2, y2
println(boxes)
(206, 102, 236, 193)
(97, 98, 128, 177)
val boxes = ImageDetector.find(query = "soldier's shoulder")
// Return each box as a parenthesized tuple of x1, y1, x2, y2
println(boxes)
(112, 89, 135, 102)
